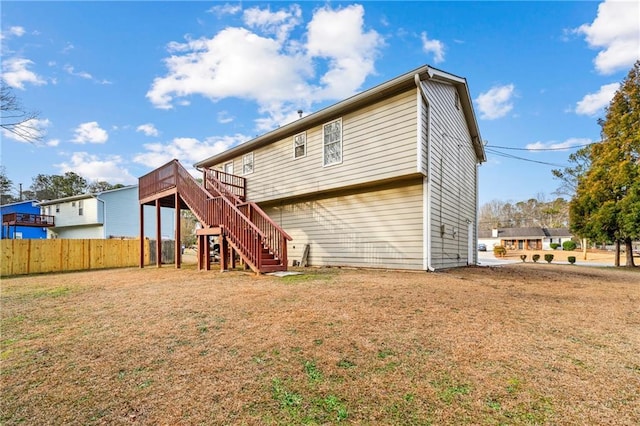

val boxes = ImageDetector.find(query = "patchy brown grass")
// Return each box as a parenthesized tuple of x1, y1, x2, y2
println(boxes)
(1, 264, 639, 425)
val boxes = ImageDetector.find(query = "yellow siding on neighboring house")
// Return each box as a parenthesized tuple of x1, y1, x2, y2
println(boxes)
(262, 178, 424, 270)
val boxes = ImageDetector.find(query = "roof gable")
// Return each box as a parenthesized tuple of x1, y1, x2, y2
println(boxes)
(195, 64, 485, 168)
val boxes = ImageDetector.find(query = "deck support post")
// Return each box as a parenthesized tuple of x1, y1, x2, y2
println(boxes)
(175, 193, 181, 269)
(155, 199, 162, 268)
(139, 204, 144, 268)
(220, 235, 228, 272)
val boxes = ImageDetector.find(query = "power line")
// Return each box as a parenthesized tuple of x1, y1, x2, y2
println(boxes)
(487, 142, 598, 151)
(484, 148, 568, 168)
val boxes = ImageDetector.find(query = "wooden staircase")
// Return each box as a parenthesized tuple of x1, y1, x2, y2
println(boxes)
(139, 160, 291, 273)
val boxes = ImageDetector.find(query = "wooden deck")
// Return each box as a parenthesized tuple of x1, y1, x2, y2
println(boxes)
(138, 160, 290, 274)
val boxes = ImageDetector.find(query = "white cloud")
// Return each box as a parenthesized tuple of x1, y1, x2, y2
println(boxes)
(1, 57, 46, 89)
(56, 152, 136, 184)
(217, 111, 234, 124)
(306, 4, 383, 100)
(63, 64, 111, 84)
(46, 139, 60, 147)
(136, 123, 160, 137)
(575, 82, 619, 116)
(147, 4, 383, 130)
(474, 84, 516, 120)
(9, 26, 26, 37)
(420, 32, 445, 63)
(64, 64, 93, 80)
(207, 3, 242, 17)
(1, 118, 50, 143)
(526, 137, 593, 151)
(575, 0, 640, 75)
(133, 134, 249, 175)
(71, 121, 109, 144)
(243, 4, 301, 42)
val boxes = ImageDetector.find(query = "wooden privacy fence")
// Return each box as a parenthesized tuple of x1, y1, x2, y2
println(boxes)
(1, 239, 151, 276)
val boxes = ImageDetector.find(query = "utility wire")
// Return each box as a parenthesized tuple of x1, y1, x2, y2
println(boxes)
(486, 142, 597, 151)
(484, 147, 568, 168)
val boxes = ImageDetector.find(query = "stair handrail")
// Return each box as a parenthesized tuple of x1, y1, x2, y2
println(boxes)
(237, 201, 292, 264)
(205, 168, 291, 264)
(173, 161, 268, 269)
(203, 169, 245, 204)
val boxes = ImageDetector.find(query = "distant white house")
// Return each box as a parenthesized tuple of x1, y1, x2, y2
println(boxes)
(39, 185, 174, 239)
(478, 227, 573, 250)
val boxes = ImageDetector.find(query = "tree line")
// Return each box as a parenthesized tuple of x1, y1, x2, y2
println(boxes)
(479, 196, 570, 230)
(0, 167, 123, 204)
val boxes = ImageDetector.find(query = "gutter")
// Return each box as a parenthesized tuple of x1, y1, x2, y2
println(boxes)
(415, 73, 435, 272)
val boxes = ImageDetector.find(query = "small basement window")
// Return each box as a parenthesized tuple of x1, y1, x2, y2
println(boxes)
(323, 118, 342, 166)
(294, 132, 306, 159)
(242, 152, 254, 175)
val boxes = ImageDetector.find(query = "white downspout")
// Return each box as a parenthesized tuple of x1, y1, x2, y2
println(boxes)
(415, 74, 435, 272)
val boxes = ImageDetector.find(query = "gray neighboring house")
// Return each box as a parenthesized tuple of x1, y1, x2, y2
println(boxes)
(39, 185, 175, 239)
(479, 227, 573, 250)
(194, 64, 486, 270)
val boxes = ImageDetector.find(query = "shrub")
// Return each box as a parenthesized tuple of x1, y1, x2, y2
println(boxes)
(544, 254, 554, 263)
(532, 254, 540, 263)
(568, 256, 576, 264)
(520, 255, 527, 262)
(550, 243, 560, 250)
(493, 246, 507, 257)
(563, 241, 577, 251)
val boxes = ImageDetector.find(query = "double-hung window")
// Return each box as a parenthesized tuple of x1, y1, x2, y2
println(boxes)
(242, 152, 254, 175)
(293, 132, 306, 159)
(323, 118, 342, 166)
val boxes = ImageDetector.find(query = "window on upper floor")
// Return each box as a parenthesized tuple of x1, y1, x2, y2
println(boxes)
(55, 204, 60, 213)
(323, 118, 342, 166)
(294, 132, 306, 159)
(242, 152, 254, 175)
(224, 161, 234, 175)
(72, 201, 76, 207)
(78, 200, 83, 216)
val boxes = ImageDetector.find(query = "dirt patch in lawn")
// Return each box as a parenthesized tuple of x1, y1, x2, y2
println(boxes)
(1, 264, 638, 425)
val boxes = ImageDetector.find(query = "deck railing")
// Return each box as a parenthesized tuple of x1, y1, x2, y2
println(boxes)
(2, 213, 55, 227)
(139, 159, 289, 271)
(138, 160, 178, 200)
(206, 170, 291, 263)
(238, 202, 291, 265)
(204, 169, 246, 202)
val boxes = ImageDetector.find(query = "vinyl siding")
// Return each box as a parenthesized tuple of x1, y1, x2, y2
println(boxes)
(215, 90, 419, 203)
(45, 198, 101, 227)
(423, 80, 479, 269)
(262, 178, 424, 270)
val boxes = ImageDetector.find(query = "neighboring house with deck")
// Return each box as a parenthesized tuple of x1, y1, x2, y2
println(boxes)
(479, 227, 574, 250)
(40, 185, 174, 239)
(1, 200, 53, 239)
(139, 64, 486, 273)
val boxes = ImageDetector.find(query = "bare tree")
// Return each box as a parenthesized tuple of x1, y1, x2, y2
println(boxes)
(0, 80, 44, 143)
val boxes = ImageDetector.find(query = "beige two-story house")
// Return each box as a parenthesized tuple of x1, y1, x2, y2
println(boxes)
(192, 65, 485, 270)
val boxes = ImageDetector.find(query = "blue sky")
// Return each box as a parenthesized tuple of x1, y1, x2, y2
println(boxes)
(1, 1, 639, 206)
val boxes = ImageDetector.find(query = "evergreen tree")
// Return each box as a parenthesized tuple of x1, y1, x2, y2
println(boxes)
(570, 61, 640, 267)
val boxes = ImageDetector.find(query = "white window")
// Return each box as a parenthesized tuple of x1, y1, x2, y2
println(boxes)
(55, 204, 60, 213)
(293, 132, 306, 159)
(323, 118, 342, 166)
(242, 152, 254, 175)
(224, 161, 234, 175)
(78, 200, 84, 216)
